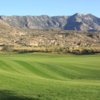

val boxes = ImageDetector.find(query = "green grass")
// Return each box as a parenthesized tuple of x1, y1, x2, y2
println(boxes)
(0, 53, 100, 100)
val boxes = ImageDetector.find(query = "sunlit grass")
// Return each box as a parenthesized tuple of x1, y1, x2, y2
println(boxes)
(0, 53, 100, 100)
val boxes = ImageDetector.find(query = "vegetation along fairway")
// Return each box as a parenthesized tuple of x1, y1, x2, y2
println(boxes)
(0, 53, 100, 100)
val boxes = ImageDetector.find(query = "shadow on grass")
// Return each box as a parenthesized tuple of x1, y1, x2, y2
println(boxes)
(0, 90, 39, 100)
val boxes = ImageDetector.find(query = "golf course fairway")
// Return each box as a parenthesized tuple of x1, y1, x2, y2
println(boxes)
(0, 53, 100, 100)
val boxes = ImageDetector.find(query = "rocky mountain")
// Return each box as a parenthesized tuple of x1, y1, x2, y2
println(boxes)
(0, 13, 100, 54)
(0, 21, 100, 54)
(0, 13, 100, 31)
(64, 13, 100, 31)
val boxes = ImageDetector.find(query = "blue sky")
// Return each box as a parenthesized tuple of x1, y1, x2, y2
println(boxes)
(0, 0, 99, 17)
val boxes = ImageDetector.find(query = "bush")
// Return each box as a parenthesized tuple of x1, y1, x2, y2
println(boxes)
(2, 45, 14, 52)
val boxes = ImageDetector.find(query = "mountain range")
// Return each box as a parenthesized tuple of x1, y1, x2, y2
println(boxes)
(0, 13, 100, 54)
(0, 13, 100, 32)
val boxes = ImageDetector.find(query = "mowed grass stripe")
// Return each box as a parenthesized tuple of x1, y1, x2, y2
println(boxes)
(0, 60, 16, 71)
(59, 63, 100, 80)
(14, 60, 70, 80)
(0, 53, 100, 100)
(35, 62, 81, 80)
(0, 54, 100, 80)
(32, 62, 70, 80)
(14, 60, 61, 79)
(0, 60, 32, 75)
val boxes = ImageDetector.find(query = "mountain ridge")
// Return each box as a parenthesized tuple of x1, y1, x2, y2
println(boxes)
(0, 13, 100, 32)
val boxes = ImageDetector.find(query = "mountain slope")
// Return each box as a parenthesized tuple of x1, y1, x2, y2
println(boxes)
(64, 13, 100, 31)
(0, 17, 100, 54)
(0, 13, 100, 31)
(0, 16, 68, 29)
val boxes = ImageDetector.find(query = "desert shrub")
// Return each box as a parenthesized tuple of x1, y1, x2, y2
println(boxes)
(2, 45, 14, 52)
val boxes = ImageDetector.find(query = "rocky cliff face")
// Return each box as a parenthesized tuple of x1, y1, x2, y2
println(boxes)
(64, 13, 100, 31)
(0, 13, 100, 32)
(0, 16, 68, 29)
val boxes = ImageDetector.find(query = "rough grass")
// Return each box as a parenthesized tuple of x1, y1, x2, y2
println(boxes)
(0, 53, 100, 100)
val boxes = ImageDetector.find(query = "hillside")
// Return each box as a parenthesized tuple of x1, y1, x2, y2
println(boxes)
(0, 13, 100, 32)
(0, 28, 100, 54)
(0, 16, 100, 54)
